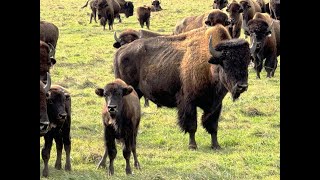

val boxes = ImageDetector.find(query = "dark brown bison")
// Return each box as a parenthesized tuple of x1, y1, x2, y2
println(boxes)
(151, 0, 162, 11)
(243, 12, 280, 78)
(40, 73, 51, 137)
(40, 40, 56, 83)
(95, 0, 121, 30)
(137, 6, 151, 29)
(226, 0, 243, 38)
(239, 0, 261, 32)
(269, 0, 280, 20)
(96, 78, 141, 175)
(212, 0, 228, 10)
(116, 0, 134, 21)
(40, 21, 59, 59)
(173, 9, 230, 35)
(41, 85, 72, 177)
(82, 0, 99, 23)
(113, 25, 251, 150)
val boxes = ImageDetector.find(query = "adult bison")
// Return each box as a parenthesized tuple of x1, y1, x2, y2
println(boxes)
(40, 73, 51, 137)
(116, 0, 134, 21)
(40, 40, 56, 83)
(173, 9, 230, 35)
(113, 25, 251, 150)
(137, 6, 152, 29)
(41, 85, 72, 177)
(95, 79, 141, 175)
(212, 0, 228, 10)
(239, 0, 261, 32)
(40, 21, 59, 59)
(269, 0, 280, 20)
(82, 0, 99, 23)
(95, 0, 121, 30)
(243, 12, 280, 78)
(226, 0, 243, 38)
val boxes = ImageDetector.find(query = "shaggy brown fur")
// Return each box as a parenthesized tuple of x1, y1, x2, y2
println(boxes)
(113, 25, 251, 150)
(94, 0, 121, 30)
(269, 0, 280, 20)
(137, 6, 151, 29)
(212, 0, 228, 10)
(173, 9, 230, 35)
(151, 0, 162, 11)
(239, 0, 261, 30)
(40, 21, 59, 58)
(226, 0, 243, 38)
(95, 78, 141, 175)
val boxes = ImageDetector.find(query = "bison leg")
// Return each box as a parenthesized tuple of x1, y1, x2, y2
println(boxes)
(264, 55, 277, 78)
(201, 104, 222, 150)
(146, 18, 150, 29)
(144, 97, 149, 107)
(123, 141, 132, 175)
(139, 19, 144, 28)
(253, 54, 263, 79)
(132, 133, 140, 170)
(41, 135, 54, 177)
(63, 129, 72, 171)
(54, 136, 63, 170)
(107, 139, 117, 176)
(177, 100, 198, 149)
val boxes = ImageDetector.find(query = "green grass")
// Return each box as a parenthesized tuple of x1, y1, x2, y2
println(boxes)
(40, 0, 280, 179)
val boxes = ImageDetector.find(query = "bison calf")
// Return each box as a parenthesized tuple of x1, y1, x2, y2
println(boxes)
(96, 78, 141, 175)
(137, 6, 151, 29)
(226, 0, 243, 38)
(41, 85, 72, 177)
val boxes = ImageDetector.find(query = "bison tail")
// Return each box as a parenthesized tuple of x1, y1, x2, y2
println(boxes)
(81, 0, 89, 9)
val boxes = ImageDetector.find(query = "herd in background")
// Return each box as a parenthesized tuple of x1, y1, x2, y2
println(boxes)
(40, 0, 280, 177)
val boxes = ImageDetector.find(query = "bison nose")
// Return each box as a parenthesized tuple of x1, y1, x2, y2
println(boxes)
(58, 113, 67, 119)
(108, 105, 117, 112)
(236, 84, 248, 92)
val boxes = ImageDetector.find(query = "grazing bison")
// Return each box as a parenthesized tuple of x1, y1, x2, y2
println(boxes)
(239, 0, 261, 33)
(243, 12, 280, 78)
(113, 25, 251, 150)
(269, 0, 280, 20)
(116, 0, 134, 22)
(137, 6, 151, 29)
(95, 0, 121, 30)
(40, 40, 56, 83)
(40, 21, 59, 59)
(226, 0, 243, 38)
(40, 73, 51, 137)
(173, 9, 230, 35)
(151, 0, 162, 11)
(41, 85, 72, 177)
(96, 78, 141, 175)
(212, 0, 228, 10)
(82, 0, 99, 23)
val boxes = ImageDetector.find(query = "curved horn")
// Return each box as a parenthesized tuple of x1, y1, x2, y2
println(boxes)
(114, 31, 121, 43)
(249, 34, 257, 54)
(43, 72, 51, 93)
(266, 19, 274, 32)
(209, 35, 222, 58)
(47, 43, 55, 58)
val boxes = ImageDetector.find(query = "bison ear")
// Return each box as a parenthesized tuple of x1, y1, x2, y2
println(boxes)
(204, 20, 211, 26)
(95, 88, 104, 97)
(50, 58, 56, 65)
(208, 57, 222, 65)
(113, 42, 121, 48)
(122, 86, 133, 96)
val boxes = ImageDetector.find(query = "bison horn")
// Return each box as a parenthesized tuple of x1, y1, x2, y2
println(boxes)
(209, 35, 222, 58)
(249, 34, 257, 54)
(47, 43, 55, 58)
(114, 32, 121, 43)
(43, 72, 51, 93)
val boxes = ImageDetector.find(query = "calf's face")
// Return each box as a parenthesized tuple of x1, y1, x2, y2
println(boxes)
(213, 0, 228, 10)
(95, 83, 133, 121)
(226, 3, 243, 25)
(47, 89, 70, 128)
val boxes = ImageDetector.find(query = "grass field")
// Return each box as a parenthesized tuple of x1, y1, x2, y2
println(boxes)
(40, 0, 280, 179)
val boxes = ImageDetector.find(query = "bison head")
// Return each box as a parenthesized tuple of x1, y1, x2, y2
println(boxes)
(213, 0, 228, 10)
(226, 2, 243, 25)
(47, 86, 70, 129)
(40, 41, 56, 83)
(95, 83, 133, 125)
(96, 0, 108, 19)
(113, 31, 139, 48)
(208, 37, 250, 101)
(123, 1, 134, 18)
(40, 72, 51, 136)
(205, 10, 230, 27)
(151, 0, 162, 11)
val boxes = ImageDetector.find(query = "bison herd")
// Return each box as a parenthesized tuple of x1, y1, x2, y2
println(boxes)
(40, 0, 280, 177)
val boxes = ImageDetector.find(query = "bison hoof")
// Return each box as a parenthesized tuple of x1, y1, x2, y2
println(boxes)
(211, 145, 221, 150)
(65, 164, 72, 171)
(42, 169, 49, 177)
(126, 168, 132, 175)
(55, 162, 62, 170)
(134, 161, 141, 170)
(188, 144, 198, 150)
(108, 169, 114, 176)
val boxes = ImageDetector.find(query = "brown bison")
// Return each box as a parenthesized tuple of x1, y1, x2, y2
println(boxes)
(82, 0, 99, 23)
(116, 0, 134, 22)
(226, 0, 243, 38)
(151, 0, 162, 11)
(40, 40, 56, 83)
(40, 21, 59, 59)
(239, 0, 261, 32)
(256, 0, 266, 13)
(173, 9, 230, 35)
(212, 0, 228, 10)
(40, 73, 51, 137)
(113, 25, 251, 150)
(269, 0, 280, 20)
(137, 6, 151, 29)
(96, 78, 141, 175)
(95, 0, 121, 30)
(243, 12, 280, 78)
(41, 85, 72, 177)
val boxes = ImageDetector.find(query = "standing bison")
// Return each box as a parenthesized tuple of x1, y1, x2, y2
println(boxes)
(40, 73, 51, 137)
(82, 0, 99, 23)
(40, 21, 59, 59)
(41, 85, 72, 177)
(113, 25, 251, 150)
(226, 0, 243, 38)
(244, 12, 280, 78)
(137, 6, 151, 29)
(239, 0, 261, 32)
(95, 79, 141, 175)
(95, 0, 121, 30)
(173, 9, 230, 35)
(116, 0, 134, 22)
